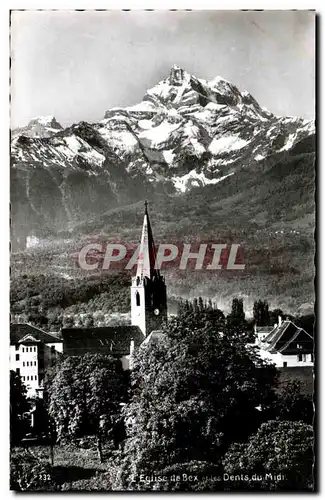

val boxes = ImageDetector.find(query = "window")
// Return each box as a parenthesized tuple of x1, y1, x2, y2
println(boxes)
(27, 376, 29, 381)
(16, 368, 20, 375)
(15, 354, 19, 361)
(26, 361, 29, 367)
(30, 376, 33, 381)
(297, 354, 303, 362)
(34, 347, 36, 352)
(34, 361, 37, 366)
(136, 291, 140, 306)
(30, 347, 33, 352)
(15, 344, 19, 351)
(22, 347, 24, 353)
(22, 376, 25, 381)
(23, 362, 25, 367)
(35, 375, 37, 381)
(283, 362, 287, 367)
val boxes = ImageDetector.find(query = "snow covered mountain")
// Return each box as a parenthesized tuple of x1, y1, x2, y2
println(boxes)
(12, 116, 63, 139)
(11, 65, 315, 243)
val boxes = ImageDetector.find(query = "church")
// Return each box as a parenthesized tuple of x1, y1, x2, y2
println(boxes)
(61, 202, 167, 369)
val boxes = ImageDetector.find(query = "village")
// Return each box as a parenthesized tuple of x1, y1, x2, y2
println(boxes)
(10, 204, 314, 400)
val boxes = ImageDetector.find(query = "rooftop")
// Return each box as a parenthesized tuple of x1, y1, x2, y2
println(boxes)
(10, 323, 62, 345)
(62, 325, 144, 356)
(261, 320, 313, 354)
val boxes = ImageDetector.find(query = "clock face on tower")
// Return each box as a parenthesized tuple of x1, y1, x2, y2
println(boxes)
(154, 308, 160, 316)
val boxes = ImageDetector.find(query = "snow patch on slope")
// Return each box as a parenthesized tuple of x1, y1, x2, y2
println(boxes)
(209, 135, 249, 155)
(63, 135, 105, 167)
(139, 120, 182, 147)
(97, 123, 138, 150)
(163, 150, 176, 164)
(172, 170, 234, 193)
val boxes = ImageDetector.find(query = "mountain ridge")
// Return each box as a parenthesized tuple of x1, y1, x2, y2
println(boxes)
(11, 66, 315, 248)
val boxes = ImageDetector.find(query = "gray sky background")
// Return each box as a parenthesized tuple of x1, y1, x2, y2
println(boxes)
(10, 10, 315, 128)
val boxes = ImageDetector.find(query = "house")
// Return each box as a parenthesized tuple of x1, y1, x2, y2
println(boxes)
(10, 323, 63, 398)
(254, 316, 313, 367)
(61, 201, 167, 369)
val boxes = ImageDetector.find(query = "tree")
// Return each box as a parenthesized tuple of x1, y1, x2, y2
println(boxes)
(296, 314, 315, 336)
(269, 308, 284, 326)
(198, 296, 204, 312)
(184, 299, 192, 313)
(10, 370, 29, 444)
(266, 380, 313, 425)
(62, 315, 75, 328)
(83, 313, 94, 327)
(114, 311, 277, 490)
(253, 300, 270, 326)
(227, 298, 245, 326)
(223, 420, 314, 491)
(47, 354, 128, 462)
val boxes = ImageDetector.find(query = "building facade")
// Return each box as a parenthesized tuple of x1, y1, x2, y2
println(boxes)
(254, 317, 313, 367)
(10, 324, 63, 398)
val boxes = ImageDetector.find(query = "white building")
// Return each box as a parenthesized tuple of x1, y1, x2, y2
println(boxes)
(254, 317, 313, 368)
(10, 324, 63, 398)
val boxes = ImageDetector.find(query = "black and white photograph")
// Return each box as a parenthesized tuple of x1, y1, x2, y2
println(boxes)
(9, 9, 315, 492)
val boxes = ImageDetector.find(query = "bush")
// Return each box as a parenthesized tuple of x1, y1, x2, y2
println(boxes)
(10, 451, 57, 491)
(61, 471, 113, 491)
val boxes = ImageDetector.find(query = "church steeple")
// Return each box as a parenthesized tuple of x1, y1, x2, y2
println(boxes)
(131, 201, 167, 337)
(136, 201, 160, 280)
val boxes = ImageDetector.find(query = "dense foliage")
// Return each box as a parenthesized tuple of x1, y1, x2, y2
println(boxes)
(10, 272, 130, 331)
(113, 310, 278, 490)
(10, 370, 29, 444)
(10, 302, 314, 491)
(223, 420, 314, 491)
(48, 354, 128, 443)
(10, 452, 56, 492)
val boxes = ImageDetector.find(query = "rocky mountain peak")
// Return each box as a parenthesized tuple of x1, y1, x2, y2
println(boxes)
(28, 116, 62, 129)
(11, 67, 315, 204)
(169, 65, 190, 85)
(12, 115, 63, 139)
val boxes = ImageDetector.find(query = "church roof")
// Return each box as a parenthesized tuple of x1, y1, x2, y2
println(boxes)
(135, 201, 160, 280)
(261, 320, 313, 354)
(61, 325, 144, 356)
(10, 323, 62, 345)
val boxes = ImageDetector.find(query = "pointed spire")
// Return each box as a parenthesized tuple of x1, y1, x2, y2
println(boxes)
(136, 201, 160, 279)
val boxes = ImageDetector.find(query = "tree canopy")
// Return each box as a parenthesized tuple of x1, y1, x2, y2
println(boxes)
(47, 354, 128, 442)
(10, 370, 29, 444)
(114, 310, 278, 490)
(223, 420, 314, 491)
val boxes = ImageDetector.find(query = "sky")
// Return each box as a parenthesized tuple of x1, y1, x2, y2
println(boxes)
(10, 10, 315, 128)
